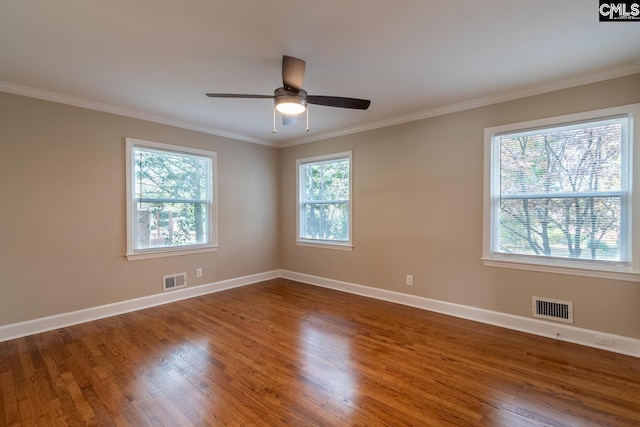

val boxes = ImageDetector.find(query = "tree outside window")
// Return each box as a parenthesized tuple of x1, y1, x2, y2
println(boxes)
(126, 138, 217, 259)
(297, 152, 352, 248)
(496, 117, 627, 262)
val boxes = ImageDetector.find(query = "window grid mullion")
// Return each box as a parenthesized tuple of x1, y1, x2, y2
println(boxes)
(302, 199, 349, 205)
(137, 198, 209, 204)
(499, 191, 625, 200)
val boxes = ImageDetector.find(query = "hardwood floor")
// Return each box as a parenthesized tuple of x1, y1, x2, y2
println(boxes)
(1, 278, 639, 426)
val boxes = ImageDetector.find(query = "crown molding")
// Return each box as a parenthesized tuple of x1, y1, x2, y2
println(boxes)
(0, 81, 276, 147)
(3, 60, 639, 150)
(280, 61, 640, 148)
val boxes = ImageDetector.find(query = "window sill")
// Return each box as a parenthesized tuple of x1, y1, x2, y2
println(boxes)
(296, 240, 353, 251)
(126, 245, 218, 261)
(482, 255, 640, 282)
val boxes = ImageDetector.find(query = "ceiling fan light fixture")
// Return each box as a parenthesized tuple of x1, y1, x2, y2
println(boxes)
(275, 93, 307, 115)
(275, 101, 306, 115)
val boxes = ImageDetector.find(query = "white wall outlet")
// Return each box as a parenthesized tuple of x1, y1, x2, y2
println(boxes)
(595, 335, 615, 347)
(196, 268, 203, 278)
(406, 274, 413, 286)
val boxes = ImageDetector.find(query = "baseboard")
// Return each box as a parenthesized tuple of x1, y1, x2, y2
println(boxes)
(280, 270, 640, 358)
(4, 269, 639, 358)
(0, 270, 280, 342)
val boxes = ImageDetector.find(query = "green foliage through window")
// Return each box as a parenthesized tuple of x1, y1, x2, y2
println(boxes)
(299, 154, 351, 243)
(133, 145, 213, 251)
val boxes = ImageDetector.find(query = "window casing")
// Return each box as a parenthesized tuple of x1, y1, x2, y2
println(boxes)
(125, 138, 217, 260)
(483, 104, 640, 281)
(297, 152, 353, 250)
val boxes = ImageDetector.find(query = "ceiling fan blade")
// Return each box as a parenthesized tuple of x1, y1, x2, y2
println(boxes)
(307, 95, 371, 110)
(282, 56, 306, 92)
(282, 114, 298, 126)
(205, 93, 274, 99)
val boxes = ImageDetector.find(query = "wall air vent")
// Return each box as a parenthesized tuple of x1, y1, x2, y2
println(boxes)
(532, 297, 573, 323)
(163, 273, 187, 292)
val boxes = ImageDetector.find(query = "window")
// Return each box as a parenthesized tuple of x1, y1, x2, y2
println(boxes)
(125, 138, 217, 260)
(483, 104, 640, 281)
(297, 152, 353, 249)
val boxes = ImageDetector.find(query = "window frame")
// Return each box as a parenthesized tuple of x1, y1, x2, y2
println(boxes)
(125, 138, 218, 261)
(296, 151, 353, 250)
(482, 104, 640, 282)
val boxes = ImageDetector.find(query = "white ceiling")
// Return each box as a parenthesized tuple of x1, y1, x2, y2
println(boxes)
(1, 1, 639, 147)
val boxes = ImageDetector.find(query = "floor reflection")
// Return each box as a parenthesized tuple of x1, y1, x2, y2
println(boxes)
(298, 316, 358, 408)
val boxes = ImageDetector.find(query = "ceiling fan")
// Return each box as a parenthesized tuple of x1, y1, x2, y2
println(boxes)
(205, 55, 371, 132)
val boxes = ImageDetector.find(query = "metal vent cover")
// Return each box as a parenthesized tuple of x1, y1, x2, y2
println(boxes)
(532, 297, 573, 323)
(163, 273, 187, 292)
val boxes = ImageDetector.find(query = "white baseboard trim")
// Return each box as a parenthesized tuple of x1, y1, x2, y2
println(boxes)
(281, 270, 640, 358)
(4, 269, 639, 358)
(0, 270, 280, 343)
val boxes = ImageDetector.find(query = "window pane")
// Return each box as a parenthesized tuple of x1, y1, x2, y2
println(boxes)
(484, 107, 640, 277)
(135, 148, 209, 201)
(136, 202, 208, 249)
(496, 116, 628, 262)
(499, 120, 624, 196)
(499, 195, 622, 261)
(303, 159, 350, 201)
(298, 153, 351, 245)
(302, 202, 349, 240)
(126, 138, 217, 258)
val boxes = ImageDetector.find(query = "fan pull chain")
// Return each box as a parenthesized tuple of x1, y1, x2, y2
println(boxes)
(272, 107, 277, 133)
(306, 107, 309, 132)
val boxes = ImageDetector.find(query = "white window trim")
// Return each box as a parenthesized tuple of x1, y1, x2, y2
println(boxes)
(482, 104, 640, 282)
(296, 151, 353, 251)
(125, 138, 218, 261)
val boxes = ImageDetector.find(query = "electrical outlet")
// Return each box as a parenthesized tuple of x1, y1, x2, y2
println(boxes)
(595, 335, 615, 347)
(196, 268, 203, 278)
(406, 274, 413, 286)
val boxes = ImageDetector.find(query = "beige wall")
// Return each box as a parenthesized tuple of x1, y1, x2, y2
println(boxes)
(2, 74, 639, 340)
(0, 92, 280, 326)
(279, 73, 640, 339)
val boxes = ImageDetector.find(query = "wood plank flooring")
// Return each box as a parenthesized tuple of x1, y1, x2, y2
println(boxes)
(1, 278, 639, 426)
